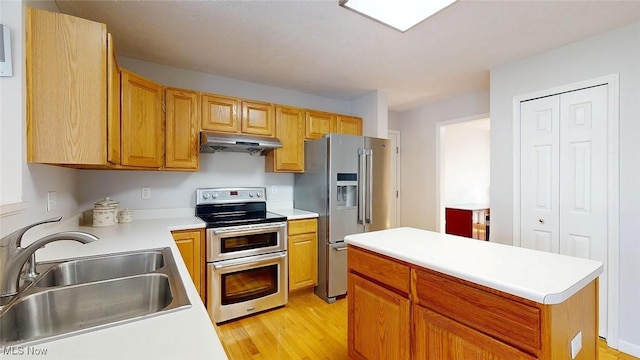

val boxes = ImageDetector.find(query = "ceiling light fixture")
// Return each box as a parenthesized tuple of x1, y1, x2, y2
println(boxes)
(339, 0, 457, 33)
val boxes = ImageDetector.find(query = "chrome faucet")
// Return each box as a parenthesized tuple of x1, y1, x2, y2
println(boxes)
(0, 217, 98, 299)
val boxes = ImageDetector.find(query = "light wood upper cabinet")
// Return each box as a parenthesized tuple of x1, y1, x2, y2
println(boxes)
(171, 229, 205, 302)
(26, 7, 108, 165)
(201, 94, 238, 133)
(241, 100, 275, 137)
(305, 110, 335, 140)
(287, 219, 318, 291)
(165, 88, 199, 170)
(266, 106, 304, 172)
(120, 70, 163, 168)
(335, 115, 362, 136)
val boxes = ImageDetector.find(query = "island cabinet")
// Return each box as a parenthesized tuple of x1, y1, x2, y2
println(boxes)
(171, 229, 205, 302)
(266, 106, 305, 172)
(347, 244, 599, 360)
(287, 218, 318, 291)
(164, 87, 200, 170)
(201, 93, 275, 137)
(348, 247, 411, 360)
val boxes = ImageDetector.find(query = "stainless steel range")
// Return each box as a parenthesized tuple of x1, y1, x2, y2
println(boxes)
(195, 187, 288, 323)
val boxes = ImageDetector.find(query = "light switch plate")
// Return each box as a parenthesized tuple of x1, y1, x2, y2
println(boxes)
(47, 191, 57, 212)
(141, 187, 151, 200)
(571, 331, 582, 359)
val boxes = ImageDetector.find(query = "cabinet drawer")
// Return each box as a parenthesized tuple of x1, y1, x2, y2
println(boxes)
(348, 247, 410, 294)
(288, 219, 317, 235)
(414, 268, 541, 354)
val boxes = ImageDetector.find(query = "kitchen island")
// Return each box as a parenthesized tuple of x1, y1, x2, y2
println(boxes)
(7, 215, 227, 360)
(345, 227, 603, 360)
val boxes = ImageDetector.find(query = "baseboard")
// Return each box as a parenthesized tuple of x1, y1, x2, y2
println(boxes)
(619, 340, 640, 358)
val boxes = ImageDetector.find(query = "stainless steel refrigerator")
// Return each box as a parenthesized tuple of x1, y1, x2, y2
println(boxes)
(294, 133, 391, 303)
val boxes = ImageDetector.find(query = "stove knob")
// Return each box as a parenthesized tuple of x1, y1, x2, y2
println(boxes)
(249, 192, 255, 198)
(212, 192, 219, 198)
(256, 192, 262, 198)
(203, 193, 210, 199)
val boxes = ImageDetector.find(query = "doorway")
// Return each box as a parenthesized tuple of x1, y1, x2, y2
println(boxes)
(388, 130, 401, 228)
(436, 115, 491, 233)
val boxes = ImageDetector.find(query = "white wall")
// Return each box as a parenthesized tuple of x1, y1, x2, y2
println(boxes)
(442, 119, 490, 206)
(0, 0, 81, 238)
(490, 20, 640, 355)
(398, 90, 489, 230)
(388, 111, 401, 130)
(351, 90, 388, 138)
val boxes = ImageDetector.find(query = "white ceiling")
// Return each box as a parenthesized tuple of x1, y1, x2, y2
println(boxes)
(53, 0, 640, 112)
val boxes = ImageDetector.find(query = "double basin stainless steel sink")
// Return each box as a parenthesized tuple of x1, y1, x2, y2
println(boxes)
(0, 248, 191, 346)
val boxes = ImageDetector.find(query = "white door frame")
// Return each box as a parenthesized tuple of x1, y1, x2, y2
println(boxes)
(512, 74, 620, 347)
(388, 130, 401, 227)
(435, 113, 490, 233)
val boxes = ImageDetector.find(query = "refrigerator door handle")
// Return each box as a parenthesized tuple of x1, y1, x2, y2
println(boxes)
(365, 149, 373, 224)
(357, 148, 365, 224)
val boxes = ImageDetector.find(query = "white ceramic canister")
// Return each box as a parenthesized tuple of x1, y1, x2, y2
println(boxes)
(117, 208, 133, 223)
(93, 197, 119, 227)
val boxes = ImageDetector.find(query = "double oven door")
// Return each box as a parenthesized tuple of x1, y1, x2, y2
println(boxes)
(206, 221, 287, 323)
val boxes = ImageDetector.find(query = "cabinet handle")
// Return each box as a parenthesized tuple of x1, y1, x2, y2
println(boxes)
(538, 218, 545, 224)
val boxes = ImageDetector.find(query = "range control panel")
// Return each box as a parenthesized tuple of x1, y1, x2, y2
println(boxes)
(196, 187, 266, 205)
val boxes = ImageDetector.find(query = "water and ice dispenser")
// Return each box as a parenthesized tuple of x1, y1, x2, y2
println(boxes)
(336, 173, 357, 208)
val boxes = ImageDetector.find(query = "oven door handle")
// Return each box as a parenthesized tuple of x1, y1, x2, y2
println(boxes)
(212, 223, 286, 237)
(212, 252, 286, 269)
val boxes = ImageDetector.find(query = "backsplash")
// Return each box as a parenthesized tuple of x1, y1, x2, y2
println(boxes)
(76, 152, 294, 213)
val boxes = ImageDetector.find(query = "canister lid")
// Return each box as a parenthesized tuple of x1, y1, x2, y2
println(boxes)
(94, 197, 119, 209)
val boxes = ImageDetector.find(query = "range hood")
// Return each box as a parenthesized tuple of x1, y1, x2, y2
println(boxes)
(199, 131, 282, 156)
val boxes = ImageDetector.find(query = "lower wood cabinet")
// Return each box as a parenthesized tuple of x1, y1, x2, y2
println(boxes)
(348, 273, 410, 360)
(347, 246, 598, 360)
(287, 218, 318, 291)
(414, 306, 536, 360)
(171, 229, 205, 302)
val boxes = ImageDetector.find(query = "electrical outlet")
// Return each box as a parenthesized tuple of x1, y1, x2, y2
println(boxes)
(141, 187, 151, 200)
(271, 186, 278, 195)
(47, 191, 57, 212)
(570, 331, 582, 359)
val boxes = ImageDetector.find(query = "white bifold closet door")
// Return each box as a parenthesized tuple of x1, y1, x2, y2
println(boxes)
(520, 84, 608, 338)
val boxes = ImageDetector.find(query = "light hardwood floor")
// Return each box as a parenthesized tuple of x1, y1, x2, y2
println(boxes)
(215, 290, 637, 360)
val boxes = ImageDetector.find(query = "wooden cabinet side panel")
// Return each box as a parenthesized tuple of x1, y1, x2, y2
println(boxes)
(165, 88, 199, 170)
(348, 273, 411, 360)
(171, 229, 204, 301)
(26, 7, 107, 164)
(201, 94, 238, 133)
(120, 70, 163, 168)
(414, 306, 537, 360)
(267, 106, 304, 172)
(107, 33, 121, 165)
(305, 111, 335, 140)
(241, 101, 275, 137)
(542, 279, 598, 360)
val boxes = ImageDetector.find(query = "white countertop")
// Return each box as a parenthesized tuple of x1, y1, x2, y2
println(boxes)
(10, 216, 228, 360)
(270, 208, 319, 220)
(345, 227, 603, 305)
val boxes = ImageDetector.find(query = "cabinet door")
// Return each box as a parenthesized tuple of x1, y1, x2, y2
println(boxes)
(241, 100, 275, 137)
(414, 306, 537, 360)
(172, 229, 204, 301)
(348, 273, 410, 360)
(26, 7, 107, 165)
(336, 115, 362, 136)
(165, 88, 199, 170)
(288, 232, 317, 290)
(266, 106, 304, 172)
(201, 94, 238, 133)
(305, 111, 335, 140)
(121, 70, 163, 168)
